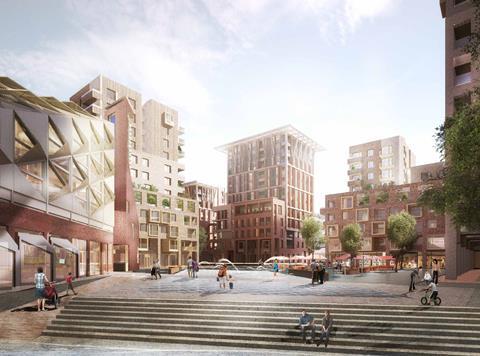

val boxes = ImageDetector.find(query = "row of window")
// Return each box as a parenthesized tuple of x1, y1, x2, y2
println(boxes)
(350, 146, 393, 160)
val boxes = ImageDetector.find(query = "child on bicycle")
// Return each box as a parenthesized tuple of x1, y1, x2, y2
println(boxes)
(423, 280, 439, 304)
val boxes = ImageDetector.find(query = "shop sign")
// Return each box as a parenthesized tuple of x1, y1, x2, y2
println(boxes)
(427, 237, 445, 250)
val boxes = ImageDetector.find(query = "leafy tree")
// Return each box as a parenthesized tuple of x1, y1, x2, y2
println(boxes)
(301, 216, 324, 259)
(340, 224, 362, 267)
(387, 212, 417, 272)
(419, 103, 480, 230)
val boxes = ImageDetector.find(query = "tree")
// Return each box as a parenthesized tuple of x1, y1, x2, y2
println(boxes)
(340, 224, 362, 268)
(387, 212, 417, 272)
(198, 227, 208, 260)
(419, 103, 480, 230)
(300, 216, 324, 259)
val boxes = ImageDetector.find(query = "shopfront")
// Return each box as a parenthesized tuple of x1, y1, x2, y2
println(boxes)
(51, 237, 78, 281)
(0, 227, 17, 289)
(19, 233, 54, 285)
(89, 241, 101, 276)
(72, 239, 87, 277)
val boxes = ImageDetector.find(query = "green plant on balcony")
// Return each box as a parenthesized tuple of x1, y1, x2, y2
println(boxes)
(376, 191, 389, 204)
(147, 193, 157, 205)
(358, 195, 370, 206)
(397, 192, 408, 202)
(162, 198, 170, 208)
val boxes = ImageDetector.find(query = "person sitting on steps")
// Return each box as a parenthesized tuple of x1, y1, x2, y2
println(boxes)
(298, 309, 316, 344)
(317, 310, 333, 348)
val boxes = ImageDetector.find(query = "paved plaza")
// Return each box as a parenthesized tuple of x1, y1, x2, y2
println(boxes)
(1, 270, 479, 355)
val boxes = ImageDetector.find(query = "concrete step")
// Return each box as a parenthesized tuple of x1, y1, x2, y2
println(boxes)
(64, 302, 480, 319)
(49, 319, 480, 345)
(55, 311, 480, 331)
(58, 307, 480, 326)
(66, 300, 480, 318)
(71, 297, 480, 313)
(40, 329, 478, 356)
(51, 316, 480, 338)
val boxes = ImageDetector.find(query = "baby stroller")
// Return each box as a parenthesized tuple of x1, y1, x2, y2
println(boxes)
(44, 281, 59, 309)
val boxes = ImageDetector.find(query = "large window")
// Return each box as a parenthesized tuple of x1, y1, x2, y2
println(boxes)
(72, 239, 87, 277)
(341, 196, 353, 209)
(356, 208, 369, 222)
(106, 88, 116, 102)
(455, 63, 472, 86)
(54, 245, 77, 281)
(21, 242, 51, 284)
(89, 241, 101, 276)
(0, 247, 13, 289)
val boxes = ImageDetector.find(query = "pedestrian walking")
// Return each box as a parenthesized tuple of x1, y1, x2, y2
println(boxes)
(218, 263, 227, 289)
(154, 259, 161, 279)
(432, 259, 440, 284)
(65, 272, 77, 296)
(192, 259, 198, 278)
(34, 266, 48, 312)
(409, 267, 421, 292)
(316, 310, 333, 348)
(311, 259, 318, 285)
(319, 264, 326, 285)
(186, 256, 193, 278)
(273, 259, 279, 279)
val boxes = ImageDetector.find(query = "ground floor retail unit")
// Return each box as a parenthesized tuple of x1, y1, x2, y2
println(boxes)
(0, 226, 131, 289)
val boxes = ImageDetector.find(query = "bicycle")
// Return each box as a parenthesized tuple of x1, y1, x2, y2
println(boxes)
(421, 290, 441, 306)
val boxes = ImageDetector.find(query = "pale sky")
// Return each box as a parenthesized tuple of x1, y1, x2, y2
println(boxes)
(0, 0, 445, 211)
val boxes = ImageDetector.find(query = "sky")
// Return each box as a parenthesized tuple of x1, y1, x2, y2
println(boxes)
(0, 0, 445, 210)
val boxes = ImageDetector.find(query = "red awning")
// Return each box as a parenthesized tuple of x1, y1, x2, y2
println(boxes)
(335, 253, 351, 261)
(376, 255, 394, 260)
(354, 255, 373, 260)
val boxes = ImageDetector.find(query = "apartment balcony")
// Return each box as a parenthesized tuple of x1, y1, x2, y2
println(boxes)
(85, 103, 101, 116)
(178, 137, 185, 146)
(80, 88, 101, 107)
(177, 163, 185, 172)
(178, 126, 185, 135)
(347, 156, 362, 163)
(347, 167, 362, 175)
(178, 149, 185, 159)
(455, 73, 472, 87)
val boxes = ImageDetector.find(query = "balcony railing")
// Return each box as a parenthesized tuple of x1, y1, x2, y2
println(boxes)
(85, 103, 101, 116)
(178, 126, 185, 135)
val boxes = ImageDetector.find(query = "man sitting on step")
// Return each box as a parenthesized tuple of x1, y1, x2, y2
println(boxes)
(298, 309, 316, 343)
(316, 310, 333, 348)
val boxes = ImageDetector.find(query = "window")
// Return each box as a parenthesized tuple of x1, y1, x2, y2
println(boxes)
(327, 200, 335, 208)
(381, 145, 392, 156)
(142, 158, 149, 167)
(106, 88, 116, 102)
(356, 208, 369, 222)
(130, 155, 138, 165)
(454, 0, 468, 5)
(150, 211, 160, 221)
(382, 157, 393, 168)
(372, 221, 385, 235)
(129, 140, 136, 149)
(342, 211, 351, 220)
(326, 225, 338, 237)
(367, 149, 374, 157)
(428, 220, 437, 229)
(341, 196, 353, 209)
(367, 172, 374, 180)
(164, 189, 171, 195)
(148, 223, 159, 236)
(163, 139, 169, 149)
(408, 205, 423, 218)
(454, 22, 471, 48)
(134, 191, 142, 203)
(350, 174, 361, 181)
(107, 114, 116, 124)
(454, 94, 472, 111)
(164, 165, 172, 173)
(140, 209, 147, 218)
(455, 63, 472, 86)
(142, 171, 149, 180)
(129, 126, 136, 138)
(170, 226, 179, 237)
(382, 170, 392, 179)
(327, 214, 334, 222)
(163, 151, 170, 160)
(140, 223, 147, 232)
(128, 97, 136, 109)
(130, 169, 138, 178)
(164, 177, 171, 186)
(368, 161, 374, 169)
(374, 209, 387, 220)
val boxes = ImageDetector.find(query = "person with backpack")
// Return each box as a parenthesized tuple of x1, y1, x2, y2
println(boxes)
(218, 263, 227, 289)
(192, 259, 199, 278)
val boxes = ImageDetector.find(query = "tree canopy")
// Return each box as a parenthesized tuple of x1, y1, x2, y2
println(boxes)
(387, 212, 417, 250)
(418, 103, 480, 230)
(340, 224, 362, 258)
(301, 216, 324, 254)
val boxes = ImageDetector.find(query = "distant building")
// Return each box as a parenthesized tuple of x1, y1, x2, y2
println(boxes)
(321, 180, 446, 269)
(216, 125, 322, 262)
(348, 136, 415, 192)
(183, 181, 225, 261)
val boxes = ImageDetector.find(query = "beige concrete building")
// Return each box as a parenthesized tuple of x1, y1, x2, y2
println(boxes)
(348, 136, 415, 192)
(71, 76, 197, 269)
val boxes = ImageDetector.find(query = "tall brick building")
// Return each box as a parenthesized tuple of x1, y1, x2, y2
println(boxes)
(215, 126, 321, 262)
(440, 0, 480, 276)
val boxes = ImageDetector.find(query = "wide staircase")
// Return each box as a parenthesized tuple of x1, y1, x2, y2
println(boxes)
(43, 297, 480, 355)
